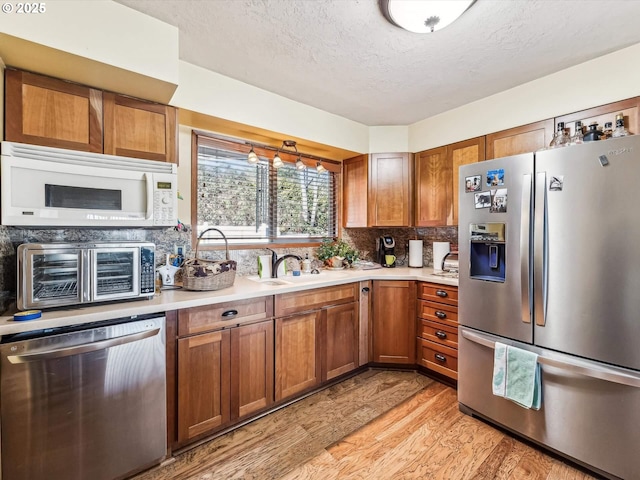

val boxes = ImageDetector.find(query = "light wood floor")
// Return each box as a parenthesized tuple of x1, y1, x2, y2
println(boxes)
(134, 370, 595, 480)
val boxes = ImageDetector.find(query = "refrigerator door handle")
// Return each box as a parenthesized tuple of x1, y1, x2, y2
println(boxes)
(534, 171, 548, 326)
(520, 174, 532, 324)
(461, 329, 640, 388)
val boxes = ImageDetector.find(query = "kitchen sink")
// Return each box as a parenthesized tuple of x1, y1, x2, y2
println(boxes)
(245, 271, 349, 285)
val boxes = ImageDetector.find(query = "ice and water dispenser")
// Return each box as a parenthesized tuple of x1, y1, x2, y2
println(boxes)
(469, 223, 506, 282)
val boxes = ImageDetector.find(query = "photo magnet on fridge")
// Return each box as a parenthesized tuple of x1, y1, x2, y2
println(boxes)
(549, 176, 564, 191)
(465, 175, 482, 193)
(487, 169, 505, 186)
(474, 191, 491, 209)
(490, 188, 508, 213)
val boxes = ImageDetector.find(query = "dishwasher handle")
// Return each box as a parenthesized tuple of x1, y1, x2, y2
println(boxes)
(6, 327, 161, 364)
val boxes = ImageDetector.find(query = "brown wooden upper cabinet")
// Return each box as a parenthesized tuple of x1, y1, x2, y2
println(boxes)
(485, 119, 554, 160)
(369, 152, 413, 227)
(5, 69, 103, 153)
(414, 137, 484, 227)
(103, 92, 178, 163)
(555, 97, 640, 137)
(4, 68, 178, 163)
(342, 154, 369, 228)
(415, 146, 450, 227)
(449, 137, 485, 226)
(342, 152, 413, 227)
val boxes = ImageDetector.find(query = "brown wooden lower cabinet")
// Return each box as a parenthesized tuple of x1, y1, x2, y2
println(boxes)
(416, 282, 459, 381)
(372, 280, 416, 364)
(417, 338, 458, 380)
(172, 279, 476, 450)
(275, 311, 322, 401)
(230, 320, 274, 421)
(323, 302, 359, 381)
(174, 287, 365, 448)
(176, 296, 274, 445)
(177, 329, 231, 444)
(177, 320, 275, 444)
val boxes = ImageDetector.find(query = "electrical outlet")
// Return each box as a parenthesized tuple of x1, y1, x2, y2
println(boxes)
(174, 244, 185, 256)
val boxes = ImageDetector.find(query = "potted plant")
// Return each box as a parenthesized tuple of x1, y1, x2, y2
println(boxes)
(316, 238, 359, 268)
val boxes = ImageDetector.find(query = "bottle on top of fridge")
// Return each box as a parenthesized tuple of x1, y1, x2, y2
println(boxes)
(602, 122, 613, 140)
(612, 113, 629, 138)
(583, 123, 603, 142)
(569, 121, 584, 145)
(549, 122, 570, 148)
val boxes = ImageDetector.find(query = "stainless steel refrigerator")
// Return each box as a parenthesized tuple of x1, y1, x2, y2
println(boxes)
(458, 135, 640, 480)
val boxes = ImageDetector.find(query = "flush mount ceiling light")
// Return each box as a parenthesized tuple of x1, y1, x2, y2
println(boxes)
(247, 146, 259, 164)
(381, 0, 475, 33)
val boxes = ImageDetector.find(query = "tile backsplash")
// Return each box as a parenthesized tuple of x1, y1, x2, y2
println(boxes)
(0, 225, 319, 309)
(0, 224, 458, 311)
(0, 226, 192, 310)
(342, 226, 458, 267)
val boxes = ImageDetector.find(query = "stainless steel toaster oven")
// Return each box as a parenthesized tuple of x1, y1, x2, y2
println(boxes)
(17, 242, 155, 310)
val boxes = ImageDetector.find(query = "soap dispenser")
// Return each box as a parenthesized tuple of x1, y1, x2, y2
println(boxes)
(302, 253, 312, 273)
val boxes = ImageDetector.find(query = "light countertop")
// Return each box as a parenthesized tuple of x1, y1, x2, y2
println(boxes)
(0, 267, 458, 336)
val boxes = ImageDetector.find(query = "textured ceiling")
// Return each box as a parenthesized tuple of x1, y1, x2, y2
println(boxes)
(115, 0, 640, 126)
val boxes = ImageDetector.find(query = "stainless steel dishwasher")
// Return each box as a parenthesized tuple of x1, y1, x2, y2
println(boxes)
(0, 314, 167, 480)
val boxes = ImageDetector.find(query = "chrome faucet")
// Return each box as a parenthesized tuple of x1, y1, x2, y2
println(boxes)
(272, 254, 302, 278)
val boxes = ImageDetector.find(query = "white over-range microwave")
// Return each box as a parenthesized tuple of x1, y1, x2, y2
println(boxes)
(0, 141, 178, 227)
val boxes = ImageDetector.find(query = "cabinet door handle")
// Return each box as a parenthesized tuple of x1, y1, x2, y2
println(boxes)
(436, 290, 448, 298)
(362, 287, 370, 293)
(435, 330, 447, 340)
(221, 309, 238, 318)
(434, 353, 447, 363)
(435, 311, 447, 319)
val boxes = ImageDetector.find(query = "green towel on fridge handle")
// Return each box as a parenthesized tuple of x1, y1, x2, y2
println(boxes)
(493, 342, 542, 410)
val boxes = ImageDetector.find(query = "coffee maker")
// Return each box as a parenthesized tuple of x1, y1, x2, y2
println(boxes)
(376, 236, 396, 268)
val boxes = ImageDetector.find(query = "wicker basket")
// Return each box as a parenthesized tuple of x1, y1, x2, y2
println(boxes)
(182, 228, 237, 291)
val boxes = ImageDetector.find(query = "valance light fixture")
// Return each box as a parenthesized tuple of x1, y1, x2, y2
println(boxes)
(246, 139, 331, 171)
(380, 0, 475, 33)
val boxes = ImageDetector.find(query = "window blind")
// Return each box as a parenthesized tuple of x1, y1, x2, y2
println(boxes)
(196, 141, 337, 245)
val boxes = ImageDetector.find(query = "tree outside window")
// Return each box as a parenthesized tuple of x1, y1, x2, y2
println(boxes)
(195, 135, 337, 247)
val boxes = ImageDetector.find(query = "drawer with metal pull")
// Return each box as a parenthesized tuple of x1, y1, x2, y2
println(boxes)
(417, 283, 458, 306)
(417, 300, 458, 329)
(178, 296, 274, 336)
(417, 338, 458, 380)
(418, 319, 458, 349)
